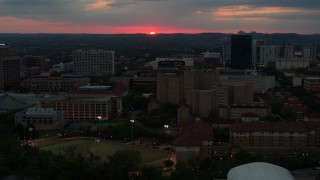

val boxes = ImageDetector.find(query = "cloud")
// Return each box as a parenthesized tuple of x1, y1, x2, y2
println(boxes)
(213, 5, 319, 20)
(0, 0, 319, 33)
(85, 0, 114, 11)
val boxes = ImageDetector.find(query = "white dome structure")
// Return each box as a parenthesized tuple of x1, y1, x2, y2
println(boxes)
(227, 162, 294, 180)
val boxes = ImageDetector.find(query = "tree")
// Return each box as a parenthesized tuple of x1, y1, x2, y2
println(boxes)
(170, 161, 189, 180)
(234, 150, 254, 165)
(268, 98, 284, 114)
(163, 160, 174, 168)
(107, 150, 142, 179)
(89, 125, 97, 136)
(140, 166, 162, 180)
(280, 107, 297, 122)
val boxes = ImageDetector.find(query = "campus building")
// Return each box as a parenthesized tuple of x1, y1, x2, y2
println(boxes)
(0, 56, 21, 89)
(73, 49, 115, 76)
(147, 57, 194, 70)
(229, 122, 320, 151)
(23, 74, 90, 92)
(41, 94, 112, 122)
(219, 104, 271, 120)
(15, 107, 65, 130)
(156, 69, 257, 118)
(41, 84, 127, 121)
(174, 118, 213, 161)
(156, 71, 184, 104)
(303, 77, 320, 91)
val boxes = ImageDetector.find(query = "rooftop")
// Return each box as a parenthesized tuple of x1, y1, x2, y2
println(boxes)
(227, 162, 294, 180)
(228, 122, 320, 132)
(174, 118, 213, 146)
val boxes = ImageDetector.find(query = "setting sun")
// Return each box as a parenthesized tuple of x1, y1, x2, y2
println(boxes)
(149, 31, 156, 35)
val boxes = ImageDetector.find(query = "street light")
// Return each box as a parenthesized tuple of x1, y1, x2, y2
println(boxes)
(95, 139, 100, 157)
(130, 119, 135, 144)
(97, 116, 102, 122)
(28, 127, 33, 140)
(164, 124, 169, 145)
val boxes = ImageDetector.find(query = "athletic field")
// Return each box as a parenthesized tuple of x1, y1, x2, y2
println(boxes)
(37, 138, 168, 166)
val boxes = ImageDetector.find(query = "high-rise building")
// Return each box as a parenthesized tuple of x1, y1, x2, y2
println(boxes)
(156, 71, 184, 104)
(0, 56, 21, 89)
(73, 49, 115, 76)
(252, 39, 271, 66)
(302, 45, 317, 60)
(282, 44, 294, 59)
(156, 69, 255, 117)
(231, 34, 252, 69)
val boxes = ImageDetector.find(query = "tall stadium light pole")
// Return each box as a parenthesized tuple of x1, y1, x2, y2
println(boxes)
(130, 119, 135, 144)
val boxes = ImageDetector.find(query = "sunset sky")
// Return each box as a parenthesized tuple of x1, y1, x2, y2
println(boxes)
(0, 0, 319, 34)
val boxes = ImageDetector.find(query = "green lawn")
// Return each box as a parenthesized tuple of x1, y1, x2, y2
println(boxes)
(37, 139, 168, 166)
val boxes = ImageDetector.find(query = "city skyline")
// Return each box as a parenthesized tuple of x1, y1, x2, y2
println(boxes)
(0, 0, 319, 34)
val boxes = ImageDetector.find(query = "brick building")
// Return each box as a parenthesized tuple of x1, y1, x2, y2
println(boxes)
(229, 122, 320, 151)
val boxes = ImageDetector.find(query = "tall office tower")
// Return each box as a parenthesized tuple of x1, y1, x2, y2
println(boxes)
(0, 56, 21, 89)
(73, 49, 115, 76)
(231, 34, 252, 69)
(0, 43, 9, 57)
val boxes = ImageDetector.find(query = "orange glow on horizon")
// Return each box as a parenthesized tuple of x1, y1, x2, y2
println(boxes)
(149, 31, 156, 35)
(0, 16, 315, 35)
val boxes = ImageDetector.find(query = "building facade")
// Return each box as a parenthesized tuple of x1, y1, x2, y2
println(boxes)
(229, 122, 320, 151)
(41, 94, 112, 122)
(15, 107, 65, 130)
(303, 77, 320, 91)
(73, 49, 115, 76)
(23, 74, 90, 92)
(276, 58, 310, 70)
(219, 104, 271, 119)
(156, 71, 184, 104)
(157, 69, 256, 118)
(0, 56, 20, 89)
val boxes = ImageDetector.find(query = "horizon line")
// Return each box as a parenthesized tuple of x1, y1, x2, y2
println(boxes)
(0, 32, 319, 36)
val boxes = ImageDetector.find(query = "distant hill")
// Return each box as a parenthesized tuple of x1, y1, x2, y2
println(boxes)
(0, 33, 319, 63)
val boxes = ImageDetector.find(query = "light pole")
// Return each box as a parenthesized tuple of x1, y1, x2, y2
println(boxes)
(130, 119, 134, 144)
(164, 124, 169, 145)
(28, 127, 33, 140)
(97, 116, 101, 123)
(95, 139, 100, 157)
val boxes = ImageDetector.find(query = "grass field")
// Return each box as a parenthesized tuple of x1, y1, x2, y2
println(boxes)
(37, 139, 168, 166)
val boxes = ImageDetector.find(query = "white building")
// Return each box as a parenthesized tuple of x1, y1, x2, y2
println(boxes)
(228, 162, 294, 180)
(73, 49, 115, 76)
(276, 58, 310, 70)
(15, 107, 65, 130)
(147, 57, 194, 69)
(219, 75, 275, 92)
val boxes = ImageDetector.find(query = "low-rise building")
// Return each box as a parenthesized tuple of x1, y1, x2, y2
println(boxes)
(229, 122, 320, 151)
(173, 118, 213, 161)
(219, 104, 271, 120)
(15, 107, 64, 130)
(23, 74, 90, 92)
(41, 84, 127, 121)
(303, 77, 320, 91)
(41, 94, 112, 122)
(276, 58, 310, 70)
